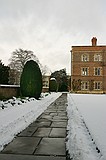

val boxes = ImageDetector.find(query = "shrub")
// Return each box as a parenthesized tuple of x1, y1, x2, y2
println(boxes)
(20, 60, 42, 99)
(49, 78, 57, 92)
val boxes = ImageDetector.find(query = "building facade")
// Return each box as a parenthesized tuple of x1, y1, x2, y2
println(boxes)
(42, 75, 50, 92)
(71, 37, 106, 93)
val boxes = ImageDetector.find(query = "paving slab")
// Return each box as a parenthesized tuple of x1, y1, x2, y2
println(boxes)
(0, 154, 66, 160)
(18, 126, 37, 137)
(38, 114, 53, 120)
(33, 128, 51, 137)
(51, 121, 67, 128)
(2, 137, 41, 154)
(57, 108, 66, 111)
(52, 116, 68, 121)
(45, 109, 58, 113)
(35, 138, 66, 156)
(50, 112, 58, 116)
(49, 128, 66, 138)
(58, 112, 67, 116)
(30, 121, 51, 127)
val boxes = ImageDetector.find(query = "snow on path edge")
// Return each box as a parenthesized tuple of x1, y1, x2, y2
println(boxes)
(0, 93, 61, 151)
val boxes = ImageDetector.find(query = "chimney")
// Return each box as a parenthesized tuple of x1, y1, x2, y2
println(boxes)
(91, 37, 97, 46)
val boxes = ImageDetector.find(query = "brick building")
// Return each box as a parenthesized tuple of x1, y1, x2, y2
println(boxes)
(42, 75, 50, 92)
(71, 37, 106, 93)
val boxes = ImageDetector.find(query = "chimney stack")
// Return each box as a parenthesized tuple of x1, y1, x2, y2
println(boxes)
(91, 37, 97, 46)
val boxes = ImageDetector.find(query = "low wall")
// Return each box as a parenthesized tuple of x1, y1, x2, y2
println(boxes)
(42, 87, 49, 93)
(71, 90, 105, 94)
(0, 85, 20, 99)
(0, 85, 49, 99)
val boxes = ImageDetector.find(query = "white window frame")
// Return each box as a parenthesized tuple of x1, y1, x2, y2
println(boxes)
(81, 67, 89, 76)
(81, 81, 89, 90)
(94, 67, 102, 76)
(94, 81, 102, 90)
(94, 54, 102, 61)
(81, 54, 89, 62)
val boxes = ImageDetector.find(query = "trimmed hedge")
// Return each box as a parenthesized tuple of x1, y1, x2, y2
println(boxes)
(49, 78, 57, 92)
(20, 60, 42, 99)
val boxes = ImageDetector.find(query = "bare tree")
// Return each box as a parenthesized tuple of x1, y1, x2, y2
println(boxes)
(41, 65, 51, 76)
(9, 48, 41, 84)
(8, 48, 51, 84)
(9, 48, 40, 72)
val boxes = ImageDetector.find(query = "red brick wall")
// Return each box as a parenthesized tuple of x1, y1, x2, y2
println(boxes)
(71, 45, 106, 93)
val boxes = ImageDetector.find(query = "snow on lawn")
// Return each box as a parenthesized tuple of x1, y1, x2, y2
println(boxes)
(0, 92, 61, 151)
(67, 93, 106, 160)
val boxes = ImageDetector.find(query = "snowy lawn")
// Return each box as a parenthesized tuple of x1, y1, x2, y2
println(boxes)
(67, 93, 106, 160)
(1, 92, 106, 160)
(0, 92, 61, 151)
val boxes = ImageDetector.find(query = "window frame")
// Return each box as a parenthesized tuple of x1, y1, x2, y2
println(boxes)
(94, 81, 102, 90)
(81, 81, 89, 90)
(81, 67, 89, 76)
(94, 67, 102, 76)
(81, 54, 89, 62)
(94, 54, 102, 61)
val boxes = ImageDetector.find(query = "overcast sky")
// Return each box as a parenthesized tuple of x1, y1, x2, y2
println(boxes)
(0, 0, 106, 74)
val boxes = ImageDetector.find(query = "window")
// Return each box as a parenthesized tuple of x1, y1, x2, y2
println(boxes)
(81, 54, 89, 61)
(81, 67, 89, 76)
(94, 54, 102, 61)
(94, 67, 102, 76)
(43, 81, 49, 87)
(94, 82, 101, 90)
(81, 81, 89, 90)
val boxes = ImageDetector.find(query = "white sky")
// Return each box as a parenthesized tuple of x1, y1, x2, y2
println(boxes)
(0, 0, 106, 74)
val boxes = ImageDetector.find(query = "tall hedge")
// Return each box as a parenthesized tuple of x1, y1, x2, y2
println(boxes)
(20, 60, 42, 99)
(49, 78, 57, 92)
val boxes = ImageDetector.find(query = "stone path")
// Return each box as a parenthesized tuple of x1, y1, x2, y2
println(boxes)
(0, 93, 68, 160)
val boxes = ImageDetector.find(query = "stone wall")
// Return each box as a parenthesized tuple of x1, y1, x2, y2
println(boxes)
(0, 85, 50, 99)
(0, 85, 20, 99)
(42, 87, 49, 93)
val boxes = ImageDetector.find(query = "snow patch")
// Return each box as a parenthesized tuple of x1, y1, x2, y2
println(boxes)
(66, 94, 103, 160)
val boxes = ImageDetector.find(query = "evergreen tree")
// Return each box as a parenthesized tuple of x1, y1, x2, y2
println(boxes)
(49, 78, 57, 92)
(20, 60, 42, 99)
(0, 60, 10, 84)
(50, 68, 68, 92)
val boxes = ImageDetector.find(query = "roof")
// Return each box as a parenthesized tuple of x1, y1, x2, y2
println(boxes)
(71, 45, 106, 52)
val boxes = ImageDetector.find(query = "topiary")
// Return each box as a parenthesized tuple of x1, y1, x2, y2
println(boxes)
(20, 60, 42, 99)
(49, 78, 58, 92)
